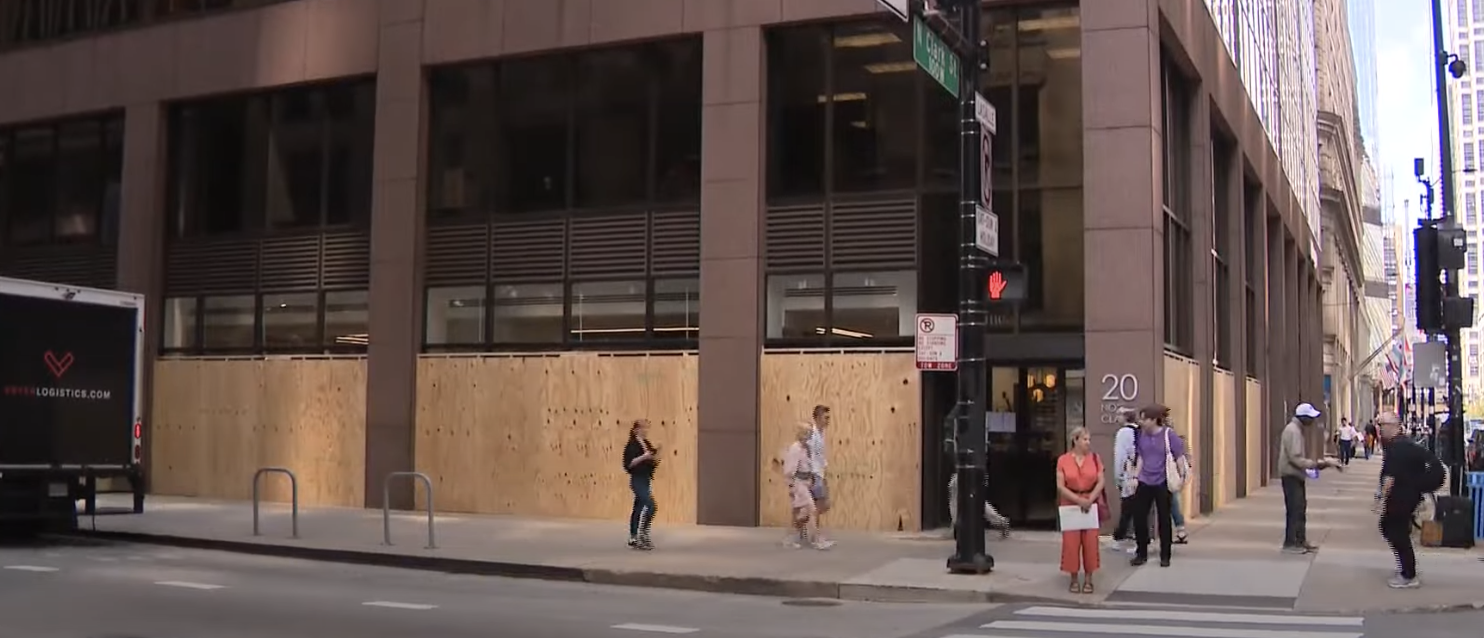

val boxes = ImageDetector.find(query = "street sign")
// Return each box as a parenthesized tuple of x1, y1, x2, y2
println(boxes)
(876, 0, 909, 21)
(975, 93, 995, 210)
(975, 93, 997, 134)
(915, 313, 959, 371)
(985, 264, 1028, 303)
(975, 207, 998, 256)
(1415, 340, 1446, 389)
(913, 17, 960, 98)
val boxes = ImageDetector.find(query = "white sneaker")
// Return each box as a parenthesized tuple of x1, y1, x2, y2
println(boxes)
(1387, 575, 1420, 589)
(811, 540, 835, 550)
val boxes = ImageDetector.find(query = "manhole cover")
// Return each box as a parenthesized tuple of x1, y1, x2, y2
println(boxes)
(782, 598, 843, 607)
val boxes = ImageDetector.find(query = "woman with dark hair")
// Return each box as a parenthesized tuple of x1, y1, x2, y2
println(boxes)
(622, 419, 660, 550)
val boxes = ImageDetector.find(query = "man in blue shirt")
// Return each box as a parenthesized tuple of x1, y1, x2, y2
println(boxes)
(1127, 404, 1188, 567)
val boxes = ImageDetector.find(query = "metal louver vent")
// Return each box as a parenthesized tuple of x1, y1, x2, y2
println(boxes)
(765, 203, 826, 270)
(651, 210, 700, 274)
(165, 238, 257, 295)
(0, 246, 117, 290)
(830, 198, 917, 268)
(490, 216, 565, 280)
(425, 224, 490, 286)
(259, 235, 322, 290)
(570, 211, 647, 277)
(321, 230, 371, 288)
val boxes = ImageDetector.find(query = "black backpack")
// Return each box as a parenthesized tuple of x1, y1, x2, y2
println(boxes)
(1419, 447, 1447, 493)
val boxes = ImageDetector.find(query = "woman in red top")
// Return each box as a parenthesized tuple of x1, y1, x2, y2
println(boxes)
(1056, 426, 1105, 593)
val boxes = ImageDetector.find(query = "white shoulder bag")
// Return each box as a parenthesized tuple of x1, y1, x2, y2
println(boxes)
(1163, 428, 1186, 493)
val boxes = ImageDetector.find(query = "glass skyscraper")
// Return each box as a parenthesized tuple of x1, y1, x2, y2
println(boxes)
(1205, 0, 1321, 261)
(1348, 0, 1380, 158)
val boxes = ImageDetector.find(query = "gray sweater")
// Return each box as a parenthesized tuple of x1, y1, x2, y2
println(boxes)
(1278, 419, 1318, 478)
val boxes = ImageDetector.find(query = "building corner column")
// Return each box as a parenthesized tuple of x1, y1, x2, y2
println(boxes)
(1225, 149, 1248, 496)
(365, 1, 427, 510)
(696, 26, 765, 526)
(1265, 214, 1288, 479)
(1187, 88, 1215, 516)
(116, 103, 166, 484)
(1081, 0, 1163, 523)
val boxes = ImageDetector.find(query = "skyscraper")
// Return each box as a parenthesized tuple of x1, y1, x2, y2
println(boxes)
(1349, 0, 1381, 158)
(1443, 0, 1484, 397)
(1207, 0, 1322, 261)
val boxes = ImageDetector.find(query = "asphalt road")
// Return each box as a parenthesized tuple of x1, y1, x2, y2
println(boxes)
(0, 538, 1477, 638)
(0, 538, 978, 638)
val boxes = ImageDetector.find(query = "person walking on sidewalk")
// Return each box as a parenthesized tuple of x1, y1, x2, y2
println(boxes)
(1337, 419, 1358, 467)
(1278, 403, 1335, 555)
(1160, 408, 1192, 545)
(806, 404, 836, 546)
(1056, 426, 1104, 593)
(1363, 420, 1379, 460)
(783, 422, 829, 550)
(623, 419, 660, 550)
(1110, 408, 1140, 552)
(1376, 412, 1445, 589)
(1124, 404, 1187, 568)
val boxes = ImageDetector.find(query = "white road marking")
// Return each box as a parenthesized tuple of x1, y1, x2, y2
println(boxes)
(611, 624, 702, 634)
(3, 565, 58, 572)
(154, 581, 225, 590)
(981, 620, 1362, 638)
(362, 601, 438, 610)
(1014, 606, 1365, 626)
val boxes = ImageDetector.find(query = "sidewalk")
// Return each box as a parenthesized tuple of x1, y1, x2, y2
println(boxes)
(77, 493, 1115, 605)
(76, 457, 1483, 612)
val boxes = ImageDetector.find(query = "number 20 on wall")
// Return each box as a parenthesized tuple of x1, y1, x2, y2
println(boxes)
(1101, 374, 1139, 402)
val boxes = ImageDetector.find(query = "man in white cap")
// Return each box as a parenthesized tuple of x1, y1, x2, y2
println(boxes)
(1278, 402, 1336, 554)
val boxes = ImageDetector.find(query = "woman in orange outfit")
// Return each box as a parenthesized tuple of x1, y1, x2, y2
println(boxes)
(1056, 426, 1104, 593)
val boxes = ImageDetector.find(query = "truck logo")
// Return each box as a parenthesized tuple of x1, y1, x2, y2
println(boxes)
(43, 351, 74, 379)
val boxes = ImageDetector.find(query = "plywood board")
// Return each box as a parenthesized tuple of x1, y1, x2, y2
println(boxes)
(415, 354, 698, 524)
(150, 358, 367, 507)
(1212, 370, 1237, 510)
(758, 353, 921, 532)
(1162, 354, 1199, 520)
(1245, 378, 1264, 494)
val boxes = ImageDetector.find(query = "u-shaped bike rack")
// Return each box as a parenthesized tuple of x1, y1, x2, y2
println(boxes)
(251, 467, 299, 538)
(382, 471, 436, 549)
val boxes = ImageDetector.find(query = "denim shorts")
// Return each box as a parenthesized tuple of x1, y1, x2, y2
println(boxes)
(810, 477, 830, 502)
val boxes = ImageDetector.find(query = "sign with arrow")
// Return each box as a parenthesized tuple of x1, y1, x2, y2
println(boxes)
(985, 264, 1027, 304)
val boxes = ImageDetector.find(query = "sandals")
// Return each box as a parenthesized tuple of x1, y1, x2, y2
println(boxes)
(1069, 576, 1095, 594)
(1081, 581, 1095, 594)
(1068, 578, 1082, 593)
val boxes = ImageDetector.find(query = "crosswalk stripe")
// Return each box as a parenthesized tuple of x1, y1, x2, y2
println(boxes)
(980, 621, 1363, 638)
(1014, 606, 1365, 627)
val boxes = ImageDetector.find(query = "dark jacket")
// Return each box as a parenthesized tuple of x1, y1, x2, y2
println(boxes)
(623, 435, 657, 478)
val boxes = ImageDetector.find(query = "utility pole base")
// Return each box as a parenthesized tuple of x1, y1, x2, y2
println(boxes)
(946, 552, 995, 574)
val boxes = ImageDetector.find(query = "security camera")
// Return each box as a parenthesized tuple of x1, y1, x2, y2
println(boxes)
(1450, 58, 1468, 79)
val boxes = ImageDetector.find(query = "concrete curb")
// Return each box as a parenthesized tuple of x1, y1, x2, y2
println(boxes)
(66, 530, 1067, 606)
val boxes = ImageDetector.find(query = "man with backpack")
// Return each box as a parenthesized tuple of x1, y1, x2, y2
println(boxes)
(1375, 412, 1444, 589)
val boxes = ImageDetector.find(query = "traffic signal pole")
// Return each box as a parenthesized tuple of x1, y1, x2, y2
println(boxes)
(947, 0, 993, 575)
(1430, 0, 1467, 495)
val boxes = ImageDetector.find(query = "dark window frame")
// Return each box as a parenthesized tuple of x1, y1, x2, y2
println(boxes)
(0, 112, 123, 249)
(165, 77, 377, 240)
(1212, 136, 1234, 369)
(421, 37, 703, 353)
(421, 274, 700, 353)
(160, 287, 370, 356)
(0, 0, 296, 52)
(1161, 54, 1195, 355)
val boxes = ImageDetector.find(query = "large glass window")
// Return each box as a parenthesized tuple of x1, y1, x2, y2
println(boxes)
(428, 38, 701, 217)
(423, 38, 703, 352)
(762, 6, 1083, 341)
(164, 290, 369, 355)
(1161, 55, 1195, 354)
(168, 80, 375, 237)
(0, 114, 122, 248)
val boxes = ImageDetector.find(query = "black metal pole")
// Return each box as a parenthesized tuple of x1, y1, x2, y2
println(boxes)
(947, 0, 992, 575)
(1430, 0, 1467, 496)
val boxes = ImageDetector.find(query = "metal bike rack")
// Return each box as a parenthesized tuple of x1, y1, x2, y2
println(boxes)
(252, 467, 299, 538)
(382, 471, 436, 549)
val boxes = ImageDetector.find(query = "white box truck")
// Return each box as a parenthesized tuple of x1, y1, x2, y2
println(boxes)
(0, 276, 147, 534)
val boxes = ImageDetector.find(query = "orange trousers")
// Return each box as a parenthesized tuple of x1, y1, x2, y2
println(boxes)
(1059, 528, 1100, 575)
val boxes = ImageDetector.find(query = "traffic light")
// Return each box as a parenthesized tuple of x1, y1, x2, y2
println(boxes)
(1415, 223, 1475, 333)
(985, 263, 1027, 304)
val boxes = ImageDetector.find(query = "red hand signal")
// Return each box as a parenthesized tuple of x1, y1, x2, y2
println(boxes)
(987, 271, 1007, 300)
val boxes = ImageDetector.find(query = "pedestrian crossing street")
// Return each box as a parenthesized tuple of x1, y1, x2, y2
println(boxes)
(941, 606, 1367, 638)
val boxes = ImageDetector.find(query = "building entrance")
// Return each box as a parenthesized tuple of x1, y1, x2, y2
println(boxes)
(982, 366, 1084, 528)
(923, 362, 1086, 530)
